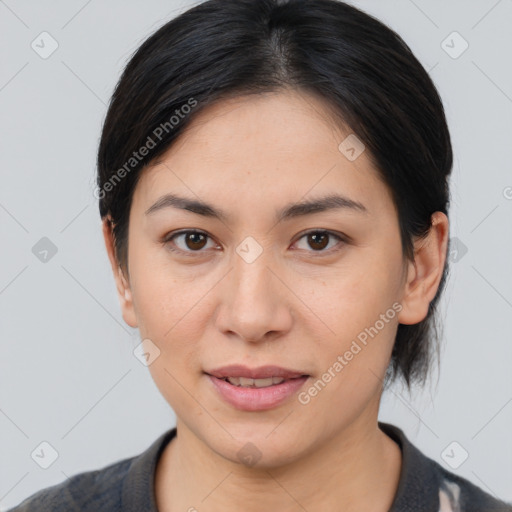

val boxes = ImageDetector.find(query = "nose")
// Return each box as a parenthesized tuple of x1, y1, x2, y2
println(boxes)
(215, 249, 293, 344)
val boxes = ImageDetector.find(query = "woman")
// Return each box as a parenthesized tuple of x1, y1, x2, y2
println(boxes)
(9, 0, 511, 510)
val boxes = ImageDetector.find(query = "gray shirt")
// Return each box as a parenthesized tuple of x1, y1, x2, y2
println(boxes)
(7, 422, 512, 511)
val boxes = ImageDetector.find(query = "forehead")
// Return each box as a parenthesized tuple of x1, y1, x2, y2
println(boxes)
(133, 90, 394, 219)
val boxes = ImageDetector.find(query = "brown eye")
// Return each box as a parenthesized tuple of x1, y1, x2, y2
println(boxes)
(294, 230, 346, 254)
(183, 232, 208, 250)
(307, 232, 329, 250)
(164, 230, 215, 254)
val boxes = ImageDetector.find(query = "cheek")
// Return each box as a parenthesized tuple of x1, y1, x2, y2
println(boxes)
(298, 297, 398, 431)
(141, 307, 204, 416)
(128, 258, 208, 379)
(316, 262, 401, 338)
(306, 253, 401, 391)
(133, 279, 204, 366)
(129, 251, 207, 339)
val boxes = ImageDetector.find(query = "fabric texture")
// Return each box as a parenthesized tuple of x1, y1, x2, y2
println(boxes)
(8, 422, 511, 511)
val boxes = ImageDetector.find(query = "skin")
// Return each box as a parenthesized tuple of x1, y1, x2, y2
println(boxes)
(102, 89, 449, 511)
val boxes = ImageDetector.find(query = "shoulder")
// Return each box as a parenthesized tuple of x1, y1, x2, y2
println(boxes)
(7, 455, 132, 511)
(436, 468, 512, 512)
(7, 428, 177, 512)
(379, 422, 512, 512)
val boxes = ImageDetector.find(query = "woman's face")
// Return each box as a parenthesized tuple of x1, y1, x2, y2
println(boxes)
(110, 90, 421, 466)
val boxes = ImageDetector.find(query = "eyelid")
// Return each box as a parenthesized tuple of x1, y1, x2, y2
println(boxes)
(162, 229, 219, 256)
(162, 228, 348, 256)
(291, 229, 348, 255)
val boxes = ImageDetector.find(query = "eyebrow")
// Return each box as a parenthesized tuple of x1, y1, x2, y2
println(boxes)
(144, 192, 369, 223)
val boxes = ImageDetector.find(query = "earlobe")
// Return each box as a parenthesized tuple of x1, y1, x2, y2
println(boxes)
(102, 217, 138, 328)
(397, 212, 449, 326)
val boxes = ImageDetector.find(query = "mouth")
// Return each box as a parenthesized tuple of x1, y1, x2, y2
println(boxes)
(213, 375, 308, 388)
(204, 365, 310, 411)
(205, 364, 309, 383)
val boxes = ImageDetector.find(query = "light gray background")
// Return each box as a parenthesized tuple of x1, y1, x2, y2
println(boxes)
(1, 0, 511, 509)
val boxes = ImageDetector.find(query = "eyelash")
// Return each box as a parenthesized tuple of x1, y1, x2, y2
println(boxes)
(162, 229, 348, 257)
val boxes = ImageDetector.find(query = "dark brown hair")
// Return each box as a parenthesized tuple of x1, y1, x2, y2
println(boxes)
(97, 0, 453, 390)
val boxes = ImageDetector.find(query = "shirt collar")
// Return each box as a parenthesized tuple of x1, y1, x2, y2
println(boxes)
(120, 422, 439, 511)
(121, 427, 177, 511)
(379, 421, 440, 511)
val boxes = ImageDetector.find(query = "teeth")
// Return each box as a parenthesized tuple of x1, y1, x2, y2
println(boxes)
(225, 376, 286, 387)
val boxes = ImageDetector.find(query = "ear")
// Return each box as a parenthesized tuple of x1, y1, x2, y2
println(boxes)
(102, 217, 138, 328)
(397, 211, 449, 325)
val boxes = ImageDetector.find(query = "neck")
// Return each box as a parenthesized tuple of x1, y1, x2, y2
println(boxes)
(155, 410, 402, 512)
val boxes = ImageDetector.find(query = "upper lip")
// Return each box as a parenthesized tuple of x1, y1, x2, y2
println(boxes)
(206, 365, 308, 379)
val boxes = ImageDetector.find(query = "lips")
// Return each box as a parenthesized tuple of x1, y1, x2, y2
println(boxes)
(205, 364, 308, 380)
(205, 368, 310, 411)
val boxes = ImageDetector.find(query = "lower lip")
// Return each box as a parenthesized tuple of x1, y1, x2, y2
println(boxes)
(206, 374, 309, 411)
